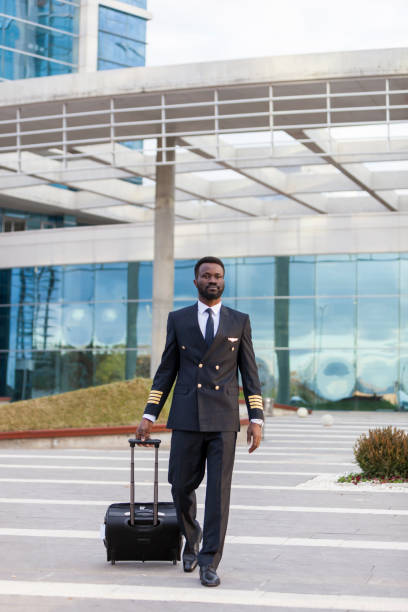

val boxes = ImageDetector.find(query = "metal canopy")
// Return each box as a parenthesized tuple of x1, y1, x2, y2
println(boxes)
(0, 48, 408, 225)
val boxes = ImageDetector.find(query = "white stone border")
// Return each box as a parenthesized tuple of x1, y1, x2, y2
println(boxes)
(297, 473, 408, 492)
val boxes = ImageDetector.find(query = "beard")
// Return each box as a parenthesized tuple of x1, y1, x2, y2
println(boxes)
(198, 284, 224, 301)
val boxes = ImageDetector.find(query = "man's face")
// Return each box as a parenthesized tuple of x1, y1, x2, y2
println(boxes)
(194, 263, 225, 301)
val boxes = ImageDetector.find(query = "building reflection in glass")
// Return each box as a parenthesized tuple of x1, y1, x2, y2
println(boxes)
(0, 254, 406, 410)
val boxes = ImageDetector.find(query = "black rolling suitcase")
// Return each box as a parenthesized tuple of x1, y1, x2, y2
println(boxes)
(103, 438, 182, 565)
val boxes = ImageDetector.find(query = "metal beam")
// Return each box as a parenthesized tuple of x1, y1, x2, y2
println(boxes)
(287, 129, 398, 212)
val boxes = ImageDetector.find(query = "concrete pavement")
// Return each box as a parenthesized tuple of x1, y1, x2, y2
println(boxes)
(0, 411, 407, 611)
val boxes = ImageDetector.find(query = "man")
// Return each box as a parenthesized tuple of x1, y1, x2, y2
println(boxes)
(136, 256, 263, 587)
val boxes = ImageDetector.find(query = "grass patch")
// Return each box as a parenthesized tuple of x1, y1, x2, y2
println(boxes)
(337, 472, 408, 485)
(0, 378, 172, 432)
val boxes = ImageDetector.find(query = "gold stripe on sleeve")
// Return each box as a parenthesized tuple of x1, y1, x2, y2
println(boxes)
(147, 389, 163, 405)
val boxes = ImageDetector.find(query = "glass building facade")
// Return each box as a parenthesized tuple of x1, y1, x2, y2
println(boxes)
(97, 4, 146, 71)
(0, 207, 77, 232)
(1, 0, 148, 81)
(1, 0, 148, 205)
(0, 0, 80, 80)
(1, 254, 407, 410)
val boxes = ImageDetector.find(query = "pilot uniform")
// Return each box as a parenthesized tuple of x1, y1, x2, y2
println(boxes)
(143, 300, 264, 569)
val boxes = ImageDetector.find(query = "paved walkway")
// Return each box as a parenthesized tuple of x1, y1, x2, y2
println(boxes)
(0, 412, 407, 611)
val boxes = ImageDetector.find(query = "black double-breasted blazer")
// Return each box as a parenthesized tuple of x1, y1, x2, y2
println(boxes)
(143, 303, 264, 432)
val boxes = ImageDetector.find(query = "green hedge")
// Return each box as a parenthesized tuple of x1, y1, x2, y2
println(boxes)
(0, 378, 171, 432)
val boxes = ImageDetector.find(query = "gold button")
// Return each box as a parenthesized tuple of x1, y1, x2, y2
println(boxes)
(197, 383, 202, 389)
(215, 365, 220, 370)
(198, 363, 203, 368)
(181, 345, 186, 350)
(215, 385, 220, 390)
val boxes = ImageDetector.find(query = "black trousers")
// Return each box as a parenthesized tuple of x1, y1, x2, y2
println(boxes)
(168, 430, 237, 569)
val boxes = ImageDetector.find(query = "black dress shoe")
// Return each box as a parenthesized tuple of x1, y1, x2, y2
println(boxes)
(199, 565, 220, 587)
(183, 557, 198, 572)
(183, 528, 202, 573)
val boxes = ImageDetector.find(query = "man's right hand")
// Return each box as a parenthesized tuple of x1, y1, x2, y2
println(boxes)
(136, 417, 153, 442)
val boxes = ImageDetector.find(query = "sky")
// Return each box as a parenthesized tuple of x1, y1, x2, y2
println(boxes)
(146, 0, 408, 66)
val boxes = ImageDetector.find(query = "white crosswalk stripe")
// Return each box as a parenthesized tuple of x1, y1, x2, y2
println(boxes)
(0, 498, 407, 515)
(1, 527, 407, 552)
(0, 580, 406, 610)
(8, 477, 395, 492)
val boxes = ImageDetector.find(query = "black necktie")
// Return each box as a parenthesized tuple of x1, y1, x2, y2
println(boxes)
(205, 308, 214, 347)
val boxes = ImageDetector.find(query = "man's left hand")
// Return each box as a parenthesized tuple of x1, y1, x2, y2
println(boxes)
(247, 422, 262, 453)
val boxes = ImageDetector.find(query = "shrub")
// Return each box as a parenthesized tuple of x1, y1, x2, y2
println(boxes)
(354, 427, 408, 479)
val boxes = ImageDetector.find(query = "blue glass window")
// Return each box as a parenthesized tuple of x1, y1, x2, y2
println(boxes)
(316, 255, 356, 296)
(130, 262, 152, 300)
(98, 33, 145, 68)
(236, 257, 275, 297)
(400, 353, 408, 398)
(288, 298, 314, 348)
(7, 267, 62, 306)
(0, 306, 10, 350)
(99, 6, 146, 41)
(253, 348, 274, 395)
(98, 6, 146, 71)
(275, 349, 315, 405)
(94, 350, 125, 386)
(2, 1, 79, 34)
(316, 298, 355, 349)
(289, 256, 315, 296)
(357, 297, 399, 348)
(95, 263, 127, 302)
(32, 351, 61, 398)
(61, 304, 93, 348)
(63, 265, 94, 303)
(400, 295, 408, 346)
(315, 350, 355, 402)
(357, 254, 399, 295)
(232, 298, 274, 345)
(60, 350, 93, 392)
(174, 259, 196, 301)
(119, 0, 147, 8)
(401, 254, 408, 294)
(356, 350, 397, 396)
(95, 303, 126, 347)
(7, 304, 34, 352)
(0, 269, 12, 305)
(135, 302, 152, 347)
(33, 303, 61, 350)
(0, 4, 78, 80)
(36, 1, 79, 35)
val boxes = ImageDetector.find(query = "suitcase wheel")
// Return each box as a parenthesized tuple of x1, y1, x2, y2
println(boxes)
(173, 560, 177, 565)
(111, 559, 116, 565)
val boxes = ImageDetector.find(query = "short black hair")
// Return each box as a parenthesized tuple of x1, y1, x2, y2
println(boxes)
(194, 256, 225, 278)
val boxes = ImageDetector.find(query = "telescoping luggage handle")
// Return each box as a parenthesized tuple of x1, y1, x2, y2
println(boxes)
(128, 439, 161, 527)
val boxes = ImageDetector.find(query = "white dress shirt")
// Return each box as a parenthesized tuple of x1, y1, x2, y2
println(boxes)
(197, 299, 221, 338)
(144, 300, 263, 427)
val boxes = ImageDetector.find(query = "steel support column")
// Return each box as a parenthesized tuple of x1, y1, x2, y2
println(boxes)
(150, 137, 176, 377)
